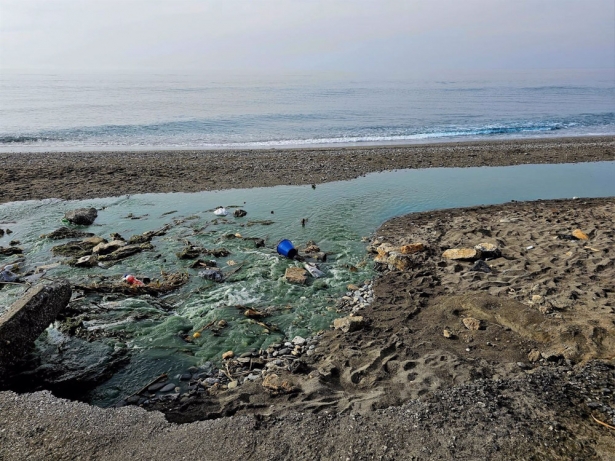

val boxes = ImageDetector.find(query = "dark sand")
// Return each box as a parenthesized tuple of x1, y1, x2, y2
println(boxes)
(0, 136, 613, 204)
(1, 137, 615, 460)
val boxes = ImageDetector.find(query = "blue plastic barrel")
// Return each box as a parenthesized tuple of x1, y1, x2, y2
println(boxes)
(277, 239, 298, 259)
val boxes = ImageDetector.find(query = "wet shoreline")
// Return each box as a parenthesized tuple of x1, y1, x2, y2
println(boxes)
(1, 136, 613, 204)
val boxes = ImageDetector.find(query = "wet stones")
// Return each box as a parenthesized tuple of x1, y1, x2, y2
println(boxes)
(0, 246, 23, 256)
(92, 240, 126, 255)
(337, 280, 374, 313)
(74, 255, 99, 268)
(97, 243, 152, 262)
(233, 209, 247, 218)
(285, 267, 308, 285)
(41, 227, 94, 240)
(51, 237, 105, 258)
(64, 207, 98, 226)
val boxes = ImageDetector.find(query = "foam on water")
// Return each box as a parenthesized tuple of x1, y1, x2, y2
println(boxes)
(2, 161, 615, 406)
(1, 70, 613, 152)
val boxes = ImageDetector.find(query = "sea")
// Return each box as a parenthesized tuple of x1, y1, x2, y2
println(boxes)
(1, 68, 615, 406)
(0, 69, 613, 152)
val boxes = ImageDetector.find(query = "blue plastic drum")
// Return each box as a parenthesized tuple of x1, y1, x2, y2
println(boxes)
(276, 239, 298, 259)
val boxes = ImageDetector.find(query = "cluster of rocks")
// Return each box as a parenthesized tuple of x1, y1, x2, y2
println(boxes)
(121, 335, 321, 407)
(336, 280, 374, 314)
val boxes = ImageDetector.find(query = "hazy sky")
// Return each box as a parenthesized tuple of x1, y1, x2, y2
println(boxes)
(1, 0, 613, 74)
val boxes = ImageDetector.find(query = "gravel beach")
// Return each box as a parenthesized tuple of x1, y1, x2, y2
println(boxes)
(1, 136, 613, 204)
(1, 137, 615, 460)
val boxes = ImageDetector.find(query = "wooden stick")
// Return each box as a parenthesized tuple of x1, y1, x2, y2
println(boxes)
(592, 415, 615, 431)
(128, 373, 168, 399)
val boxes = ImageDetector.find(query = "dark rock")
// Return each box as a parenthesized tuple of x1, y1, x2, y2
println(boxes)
(198, 269, 224, 282)
(51, 237, 106, 258)
(97, 243, 151, 262)
(0, 246, 22, 256)
(64, 207, 98, 226)
(0, 281, 71, 367)
(147, 382, 167, 392)
(73, 255, 99, 268)
(42, 227, 94, 240)
(470, 260, 492, 273)
(180, 373, 192, 381)
(203, 248, 231, 258)
(160, 383, 176, 393)
(233, 209, 247, 218)
(177, 246, 202, 259)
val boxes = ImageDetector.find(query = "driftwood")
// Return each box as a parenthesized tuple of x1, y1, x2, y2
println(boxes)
(73, 272, 189, 296)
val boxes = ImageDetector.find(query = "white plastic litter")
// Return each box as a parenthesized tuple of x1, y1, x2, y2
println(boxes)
(304, 262, 325, 278)
(214, 207, 228, 216)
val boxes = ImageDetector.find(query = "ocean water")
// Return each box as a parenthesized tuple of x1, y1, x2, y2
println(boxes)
(2, 161, 615, 405)
(0, 69, 613, 152)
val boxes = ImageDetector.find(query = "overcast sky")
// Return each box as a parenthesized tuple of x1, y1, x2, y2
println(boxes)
(1, 0, 613, 74)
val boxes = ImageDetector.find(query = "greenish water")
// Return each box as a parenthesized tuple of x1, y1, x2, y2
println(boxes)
(1, 161, 615, 406)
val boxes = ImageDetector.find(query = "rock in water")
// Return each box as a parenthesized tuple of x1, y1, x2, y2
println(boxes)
(284, 267, 308, 285)
(233, 209, 247, 217)
(0, 280, 71, 368)
(64, 207, 98, 225)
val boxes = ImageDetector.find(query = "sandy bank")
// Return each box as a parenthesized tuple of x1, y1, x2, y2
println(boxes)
(1, 136, 613, 204)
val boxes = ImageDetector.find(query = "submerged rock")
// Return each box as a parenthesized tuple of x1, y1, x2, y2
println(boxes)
(64, 207, 98, 226)
(284, 267, 308, 285)
(41, 227, 94, 240)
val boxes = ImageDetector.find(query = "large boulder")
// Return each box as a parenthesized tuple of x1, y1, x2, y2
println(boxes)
(0, 280, 71, 367)
(64, 208, 98, 226)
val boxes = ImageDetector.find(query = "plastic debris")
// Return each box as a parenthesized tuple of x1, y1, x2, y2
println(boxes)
(304, 262, 325, 278)
(124, 274, 145, 286)
(214, 207, 228, 216)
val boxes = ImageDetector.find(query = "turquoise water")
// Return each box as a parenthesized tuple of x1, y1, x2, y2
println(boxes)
(1, 161, 615, 405)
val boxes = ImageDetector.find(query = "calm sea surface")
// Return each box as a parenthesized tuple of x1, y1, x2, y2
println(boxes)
(0, 69, 613, 152)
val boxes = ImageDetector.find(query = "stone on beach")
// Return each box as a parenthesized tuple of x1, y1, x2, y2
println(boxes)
(462, 317, 481, 331)
(572, 229, 589, 240)
(386, 252, 416, 271)
(333, 315, 365, 333)
(442, 248, 482, 261)
(400, 243, 426, 254)
(64, 207, 98, 225)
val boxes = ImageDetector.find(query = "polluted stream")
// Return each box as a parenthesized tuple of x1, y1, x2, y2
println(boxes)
(1, 161, 615, 407)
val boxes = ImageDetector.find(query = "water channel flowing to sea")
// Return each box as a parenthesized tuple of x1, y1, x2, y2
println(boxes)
(1, 161, 615, 406)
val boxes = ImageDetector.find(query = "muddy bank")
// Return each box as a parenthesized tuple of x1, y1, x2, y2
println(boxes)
(0, 136, 613, 204)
